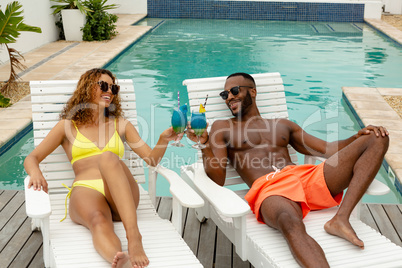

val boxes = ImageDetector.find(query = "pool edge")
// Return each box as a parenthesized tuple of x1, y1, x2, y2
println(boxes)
(342, 89, 402, 197)
(0, 121, 33, 158)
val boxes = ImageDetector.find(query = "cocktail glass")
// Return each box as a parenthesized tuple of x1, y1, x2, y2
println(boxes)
(171, 106, 187, 147)
(190, 111, 207, 149)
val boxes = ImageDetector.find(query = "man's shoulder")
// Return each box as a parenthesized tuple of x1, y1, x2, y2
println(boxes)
(212, 118, 231, 126)
(274, 118, 296, 126)
(210, 119, 231, 133)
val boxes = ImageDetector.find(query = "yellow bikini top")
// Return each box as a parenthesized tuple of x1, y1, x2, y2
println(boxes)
(71, 119, 125, 165)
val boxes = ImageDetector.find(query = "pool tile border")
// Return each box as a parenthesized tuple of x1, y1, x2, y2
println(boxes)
(147, 0, 365, 22)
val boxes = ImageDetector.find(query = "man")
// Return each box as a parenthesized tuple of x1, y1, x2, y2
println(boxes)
(186, 72, 389, 267)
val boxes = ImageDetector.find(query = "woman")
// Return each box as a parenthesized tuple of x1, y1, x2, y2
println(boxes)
(24, 68, 179, 268)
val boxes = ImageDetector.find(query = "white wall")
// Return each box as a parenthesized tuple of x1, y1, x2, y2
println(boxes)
(0, 0, 147, 66)
(0, 0, 59, 65)
(383, 0, 402, 14)
(108, 0, 147, 14)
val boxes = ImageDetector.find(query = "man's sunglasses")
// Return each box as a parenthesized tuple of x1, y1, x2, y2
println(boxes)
(97, 80, 120, 95)
(219, 86, 254, 100)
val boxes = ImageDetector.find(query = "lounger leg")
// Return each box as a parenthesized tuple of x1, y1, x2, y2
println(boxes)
(31, 218, 41, 231)
(233, 216, 247, 261)
(148, 166, 157, 207)
(172, 198, 183, 235)
(41, 218, 51, 267)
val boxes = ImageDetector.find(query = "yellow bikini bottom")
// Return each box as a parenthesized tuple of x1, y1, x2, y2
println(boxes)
(61, 179, 105, 222)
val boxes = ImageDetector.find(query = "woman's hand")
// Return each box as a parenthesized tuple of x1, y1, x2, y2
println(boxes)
(160, 127, 183, 143)
(28, 173, 48, 193)
(356, 125, 389, 138)
(186, 123, 209, 145)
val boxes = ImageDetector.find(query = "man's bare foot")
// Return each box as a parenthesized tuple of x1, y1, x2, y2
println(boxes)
(128, 237, 149, 268)
(112, 252, 131, 268)
(324, 216, 364, 249)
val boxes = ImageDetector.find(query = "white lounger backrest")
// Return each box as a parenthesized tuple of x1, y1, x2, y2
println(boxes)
(184, 72, 298, 191)
(30, 79, 145, 194)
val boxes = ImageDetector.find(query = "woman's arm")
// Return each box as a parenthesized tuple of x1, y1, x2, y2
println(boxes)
(24, 120, 67, 193)
(123, 119, 178, 166)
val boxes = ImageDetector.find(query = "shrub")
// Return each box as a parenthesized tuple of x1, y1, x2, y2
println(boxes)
(82, 0, 118, 41)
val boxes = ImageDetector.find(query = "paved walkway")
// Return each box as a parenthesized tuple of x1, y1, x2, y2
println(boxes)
(0, 14, 150, 154)
(0, 15, 401, 189)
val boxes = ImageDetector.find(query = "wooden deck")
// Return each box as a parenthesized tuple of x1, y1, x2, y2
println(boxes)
(1, 190, 401, 268)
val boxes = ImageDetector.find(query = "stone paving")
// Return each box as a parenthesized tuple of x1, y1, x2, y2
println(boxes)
(342, 87, 402, 187)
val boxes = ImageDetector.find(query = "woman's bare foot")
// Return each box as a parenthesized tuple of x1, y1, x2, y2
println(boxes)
(112, 252, 131, 268)
(128, 236, 149, 268)
(324, 216, 364, 249)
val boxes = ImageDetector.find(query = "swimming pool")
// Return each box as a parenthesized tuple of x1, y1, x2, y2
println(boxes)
(2, 18, 402, 203)
(0, 128, 33, 190)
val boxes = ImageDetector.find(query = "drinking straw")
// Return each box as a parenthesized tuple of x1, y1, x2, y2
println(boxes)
(178, 91, 180, 108)
(203, 94, 209, 107)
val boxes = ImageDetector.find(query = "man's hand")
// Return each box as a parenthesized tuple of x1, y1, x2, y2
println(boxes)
(186, 123, 209, 145)
(356, 125, 389, 138)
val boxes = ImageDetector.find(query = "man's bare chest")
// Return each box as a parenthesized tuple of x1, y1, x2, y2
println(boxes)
(226, 121, 290, 150)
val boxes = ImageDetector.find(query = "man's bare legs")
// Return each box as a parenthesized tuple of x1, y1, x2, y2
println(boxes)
(323, 132, 389, 248)
(260, 196, 330, 268)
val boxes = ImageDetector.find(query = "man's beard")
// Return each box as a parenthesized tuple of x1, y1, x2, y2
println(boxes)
(231, 90, 253, 117)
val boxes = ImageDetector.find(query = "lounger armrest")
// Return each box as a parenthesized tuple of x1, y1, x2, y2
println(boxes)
(189, 163, 250, 218)
(24, 176, 51, 219)
(366, 179, 390, 195)
(150, 165, 204, 208)
(304, 155, 390, 196)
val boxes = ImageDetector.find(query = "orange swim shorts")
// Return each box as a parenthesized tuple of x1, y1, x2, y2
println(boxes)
(244, 162, 343, 223)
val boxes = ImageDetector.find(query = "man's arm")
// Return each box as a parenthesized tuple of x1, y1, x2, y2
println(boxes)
(187, 120, 229, 186)
(286, 119, 389, 158)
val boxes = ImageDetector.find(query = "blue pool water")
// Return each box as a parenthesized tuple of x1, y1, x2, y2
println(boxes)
(0, 129, 33, 190)
(2, 18, 402, 203)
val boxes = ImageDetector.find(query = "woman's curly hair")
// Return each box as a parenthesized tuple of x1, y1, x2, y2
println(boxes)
(59, 68, 123, 125)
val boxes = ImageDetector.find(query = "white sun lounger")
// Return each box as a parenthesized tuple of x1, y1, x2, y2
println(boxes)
(180, 72, 402, 267)
(24, 79, 204, 267)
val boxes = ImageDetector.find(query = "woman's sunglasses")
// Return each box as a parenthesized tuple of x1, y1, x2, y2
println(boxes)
(97, 80, 120, 95)
(219, 86, 253, 100)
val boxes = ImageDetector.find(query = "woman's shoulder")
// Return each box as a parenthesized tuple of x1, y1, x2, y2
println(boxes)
(115, 117, 132, 134)
(57, 119, 75, 128)
(45, 119, 70, 139)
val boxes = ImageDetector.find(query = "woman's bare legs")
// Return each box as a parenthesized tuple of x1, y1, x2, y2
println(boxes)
(69, 151, 148, 268)
(69, 188, 126, 265)
(99, 152, 149, 267)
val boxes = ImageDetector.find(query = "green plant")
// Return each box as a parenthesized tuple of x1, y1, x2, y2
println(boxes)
(50, 0, 92, 15)
(55, 15, 65, 39)
(0, 1, 42, 94)
(0, 93, 10, 107)
(82, 0, 118, 41)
